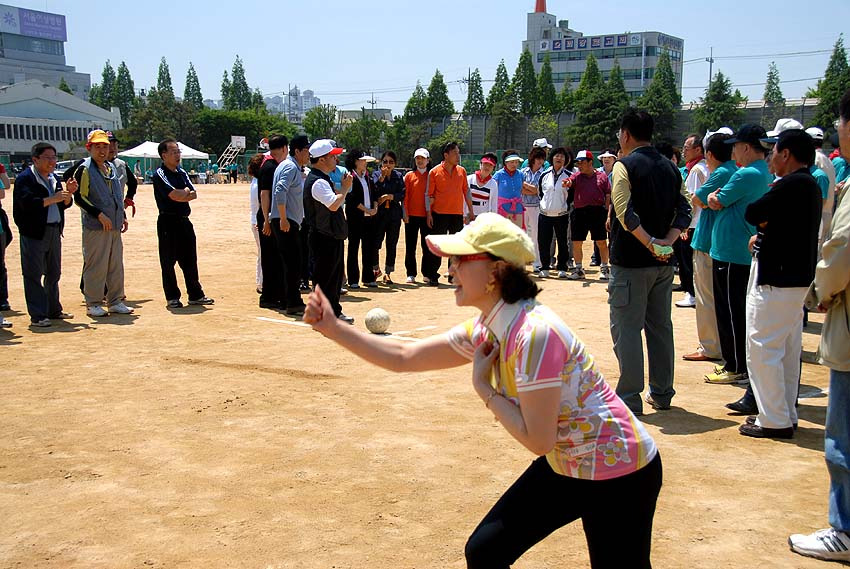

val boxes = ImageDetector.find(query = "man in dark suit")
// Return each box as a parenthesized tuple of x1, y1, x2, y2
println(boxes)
(13, 142, 78, 327)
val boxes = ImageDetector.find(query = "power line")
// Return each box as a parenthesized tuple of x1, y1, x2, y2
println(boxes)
(682, 76, 823, 90)
(683, 48, 831, 65)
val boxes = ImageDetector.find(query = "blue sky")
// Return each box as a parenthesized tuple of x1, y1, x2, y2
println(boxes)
(11, 0, 850, 115)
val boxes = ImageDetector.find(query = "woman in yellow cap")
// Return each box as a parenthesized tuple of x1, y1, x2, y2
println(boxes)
(304, 212, 662, 568)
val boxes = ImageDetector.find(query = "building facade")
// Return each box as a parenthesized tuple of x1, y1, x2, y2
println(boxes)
(0, 3, 91, 100)
(522, 3, 683, 99)
(0, 80, 122, 161)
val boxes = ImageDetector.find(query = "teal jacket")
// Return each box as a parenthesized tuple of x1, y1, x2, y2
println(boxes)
(709, 159, 771, 266)
(691, 160, 737, 254)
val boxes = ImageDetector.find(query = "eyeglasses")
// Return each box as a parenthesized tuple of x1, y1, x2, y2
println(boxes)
(36, 154, 58, 161)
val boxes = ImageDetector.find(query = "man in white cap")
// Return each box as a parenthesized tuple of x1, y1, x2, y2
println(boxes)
(303, 139, 354, 324)
(807, 126, 837, 251)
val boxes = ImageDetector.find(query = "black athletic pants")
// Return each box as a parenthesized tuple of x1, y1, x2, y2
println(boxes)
(258, 213, 284, 305)
(157, 214, 204, 302)
(673, 229, 695, 296)
(271, 219, 305, 310)
(404, 215, 437, 279)
(712, 260, 750, 374)
(311, 231, 344, 316)
(374, 212, 401, 274)
(347, 216, 376, 286)
(537, 213, 570, 271)
(466, 453, 662, 569)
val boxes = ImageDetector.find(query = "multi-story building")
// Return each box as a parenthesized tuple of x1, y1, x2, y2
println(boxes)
(0, 3, 91, 99)
(522, 0, 683, 99)
(283, 86, 320, 123)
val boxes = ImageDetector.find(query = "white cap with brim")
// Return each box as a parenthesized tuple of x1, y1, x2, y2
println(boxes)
(532, 138, 552, 149)
(503, 154, 522, 163)
(766, 118, 804, 138)
(425, 212, 535, 268)
(361, 155, 377, 162)
(805, 127, 824, 140)
(414, 148, 430, 159)
(598, 151, 616, 159)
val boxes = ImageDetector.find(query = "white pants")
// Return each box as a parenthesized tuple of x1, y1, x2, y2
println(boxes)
(252, 223, 262, 289)
(693, 250, 722, 359)
(523, 206, 541, 269)
(746, 260, 806, 429)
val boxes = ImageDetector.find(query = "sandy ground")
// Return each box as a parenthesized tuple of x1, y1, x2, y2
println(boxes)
(0, 183, 834, 568)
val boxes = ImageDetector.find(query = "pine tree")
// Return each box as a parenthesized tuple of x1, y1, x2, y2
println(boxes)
(183, 62, 204, 110)
(230, 55, 252, 111)
(567, 57, 625, 149)
(221, 70, 233, 110)
(638, 51, 680, 142)
(113, 62, 136, 126)
(605, 63, 630, 125)
(763, 62, 784, 105)
(100, 60, 116, 108)
(425, 69, 454, 120)
(693, 71, 747, 133)
(558, 84, 575, 113)
(403, 82, 429, 123)
(251, 88, 265, 113)
(58, 77, 73, 95)
(511, 49, 538, 115)
(486, 60, 511, 115)
(537, 54, 558, 114)
(462, 69, 486, 117)
(156, 57, 174, 101)
(813, 35, 850, 129)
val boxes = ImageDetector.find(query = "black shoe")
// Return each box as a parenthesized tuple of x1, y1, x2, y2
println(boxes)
(259, 300, 282, 309)
(285, 304, 306, 316)
(739, 423, 794, 439)
(746, 415, 798, 430)
(188, 296, 215, 305)
(0, 303, 10, 311)
(726, 397, 759, 415)
(644, 393, 671, 411)
(337, 313, 355, 324)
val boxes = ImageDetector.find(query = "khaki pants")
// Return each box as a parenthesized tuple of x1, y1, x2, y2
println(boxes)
(693, 250, 722, 360)
(82, 227, 125, 306)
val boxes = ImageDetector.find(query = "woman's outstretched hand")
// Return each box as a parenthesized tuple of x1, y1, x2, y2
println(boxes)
(303, 284, 337, 336)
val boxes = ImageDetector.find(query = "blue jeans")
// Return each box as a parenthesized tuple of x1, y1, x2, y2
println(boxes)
(827, 369, 850, 532)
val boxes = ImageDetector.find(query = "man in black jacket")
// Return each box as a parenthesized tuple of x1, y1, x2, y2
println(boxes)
(13, 142, 77, 327)
(304, 139, 354, 324)
(738, 129, 822, 439)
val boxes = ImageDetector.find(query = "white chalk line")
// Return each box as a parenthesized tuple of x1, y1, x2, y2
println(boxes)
(256, 316, 420, 342)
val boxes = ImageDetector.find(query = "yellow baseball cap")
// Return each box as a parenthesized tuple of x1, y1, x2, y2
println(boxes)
(426, 212, 535, 268)
(87, 129, 110, 145)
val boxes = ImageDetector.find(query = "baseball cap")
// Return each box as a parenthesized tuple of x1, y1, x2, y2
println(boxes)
(575, 150, 594, 161)
(805, 127, 824, 140)
(766, 118, 803, 138)
(703, 127, 734, 149)
(503, 154, 522, 163)
(106, 131, 118, 142)
(87, 129, 110, 145)
(425, 212, 535, 268)
(532, 138, 553, 149)
(309, 139, 344, 158)
(414, 148, 430, 159)
(597, 151, 616, 159)
(725, 124, 768, 146)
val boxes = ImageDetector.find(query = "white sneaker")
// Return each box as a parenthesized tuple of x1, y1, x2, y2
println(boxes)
(539, 270, 549, 278)
(406, 276, 415, 284)
(87, 305, 108, 317)
(599, 266, 611, 281)
(109, 302, 134, 314)
(789, 528, 850, 562)
(0, 317, 11, 328)
(675, 293, 696, 308)
(558, 270, 568, 278)
(567, 267, 585, 280)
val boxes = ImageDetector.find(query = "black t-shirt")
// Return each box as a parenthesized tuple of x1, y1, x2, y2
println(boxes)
(152, 164, 194, 216)
(257, 158, 279, 223)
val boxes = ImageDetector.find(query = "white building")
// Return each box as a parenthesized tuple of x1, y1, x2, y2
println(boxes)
(523, 1, 683, 99)
(0, 3, 91, 99)
(0, 80, 122, 160)
(283, 86, 321, 123)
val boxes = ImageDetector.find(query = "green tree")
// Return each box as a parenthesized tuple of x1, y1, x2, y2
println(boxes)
(462, 68, 486, 117)
(229, 55, 252, 111)
(638, 51, 679, 142)
(251, 88, 266, 113)
(114, 62, 136, 125)
(537, 54, 558, 114)
(426, 121, 470, 162)
(486, 99, 520, 149)
(337, 109, 386, 153)
(425, 69, 454, 120)
(486, 60, 511, 114)
(693, 71, 747, 133)
(566, 54, 623, 148)
(403, 82, 429, 123)
(574, 53, 604, 103)
(529, 114, 558, 146)
(558, 85, 575, 113)
(603, 63, 631, 136)
(763, 62, 784, 105)
(100, 60, 116, 107)
(813, 35, 850, 129)
(511, 49, 538, 115)
(303, 104, 339, 141)
(192, 108, 296, 154)
(156, 57, 174, 101)
(58, 77, 73, 94)
(220, 70, 233, 110)
(183, 62, 204, 110)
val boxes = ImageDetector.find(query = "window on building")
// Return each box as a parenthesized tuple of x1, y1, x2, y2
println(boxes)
(49, 126, 55, 140)
(1, 32, 64, 56)
(0, 124, 4, 139)
(12, 125, 18, 139)
(37, 125, 44, 139)
(644, 68, 656, 80)
(25, 125, 31, 140)
(543, 30, 550, 39)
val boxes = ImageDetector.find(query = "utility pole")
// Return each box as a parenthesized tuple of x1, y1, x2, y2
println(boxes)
(367, 93, 377, 110)
(706, 47, 714, 90)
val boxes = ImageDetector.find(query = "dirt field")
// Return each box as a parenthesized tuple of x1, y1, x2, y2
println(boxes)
(0, 182, 833, 568)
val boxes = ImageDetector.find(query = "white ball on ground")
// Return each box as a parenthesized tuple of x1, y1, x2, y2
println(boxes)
(365, 307, 391, 334)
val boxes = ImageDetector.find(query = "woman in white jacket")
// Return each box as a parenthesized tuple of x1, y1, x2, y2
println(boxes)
(536, 147, 573, 278)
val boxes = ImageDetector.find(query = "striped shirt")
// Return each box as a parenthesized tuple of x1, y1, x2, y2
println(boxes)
(446, 299, 657, 481)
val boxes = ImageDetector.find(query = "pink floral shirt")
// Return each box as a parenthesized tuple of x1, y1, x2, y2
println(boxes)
(446, 299, 657, 480)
